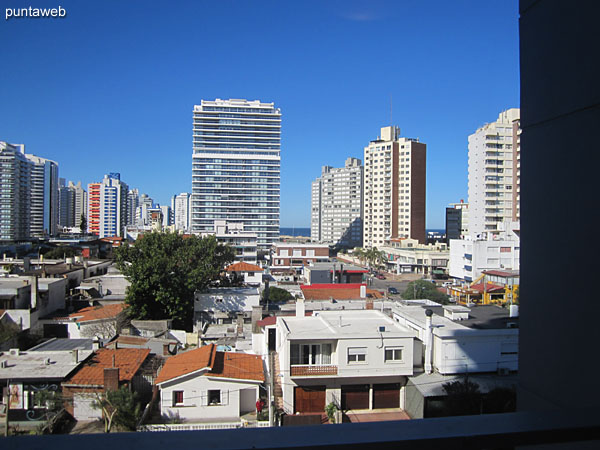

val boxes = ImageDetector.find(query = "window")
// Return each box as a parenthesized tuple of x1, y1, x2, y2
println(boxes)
(172, 390, 184, 406)
(290, 343, 332, 365)
(208, 390, 221, 405)
(348, 347, 367, 364)
(385, 347, 403, 362)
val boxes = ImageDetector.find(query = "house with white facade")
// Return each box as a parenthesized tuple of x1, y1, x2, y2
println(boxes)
(40, 303, 127, 339)
(154, 344, 264, 422)
(273, 305, 415, 414)
(225, 262, 263, 285)
(380, 238, 449, 277)
(390, 300, 518, 375)
(194, 287, 260, 333)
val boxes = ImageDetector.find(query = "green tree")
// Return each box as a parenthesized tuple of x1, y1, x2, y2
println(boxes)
(352, 247, 366, 266)
(42, 246, 78, 259)
(442, 379, 482, 416)
(92, 387, 141, 433)
(115, 232, 234, 330)
(402, 279, 449, 304)
(79, 214, 87, 232)
(263, 286, 293, 303)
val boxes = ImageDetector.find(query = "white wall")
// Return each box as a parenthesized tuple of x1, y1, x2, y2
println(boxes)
(159, 373, 260, 421)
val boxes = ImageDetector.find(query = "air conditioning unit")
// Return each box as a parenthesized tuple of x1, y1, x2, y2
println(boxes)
(9, 348, 19, 356)
(379, 326, 386, 332)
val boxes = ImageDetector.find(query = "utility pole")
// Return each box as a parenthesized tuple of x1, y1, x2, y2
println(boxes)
(4, 379, 9, 436)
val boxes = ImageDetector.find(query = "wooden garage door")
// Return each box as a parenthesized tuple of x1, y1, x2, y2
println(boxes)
(294, 386, 326, 413)
(373, 383, 400, 409)
(342, 385, 370, 410)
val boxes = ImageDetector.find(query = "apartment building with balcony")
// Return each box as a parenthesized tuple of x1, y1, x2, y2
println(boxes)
(381, 238, 449, 276)
(273, 308, 415, 414)
(191, 99, 281, 249)
(172, 192, 191, 232)
(271, 243, 329, 274)
(0, 142, 31, 241)
(468, 109, 520, 236)
(311, 158, 363, 249)
(24, 153, 59, 237)
(363, 126, 426, 249)
(448, 220, 520, 283)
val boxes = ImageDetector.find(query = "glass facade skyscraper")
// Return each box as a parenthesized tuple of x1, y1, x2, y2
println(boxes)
(191, 99, 281, 249)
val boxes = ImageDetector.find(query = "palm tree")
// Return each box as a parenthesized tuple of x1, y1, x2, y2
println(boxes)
(353, 247, 366, 267)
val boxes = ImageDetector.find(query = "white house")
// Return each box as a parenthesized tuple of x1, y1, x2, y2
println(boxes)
(154, 344, 265, 422)
(274, 305, 416, 414)
(225, 262, 263, 285)
(194, 287, 260, 332)
(40, 303, 127, 339)
(390, 300, 518, 375)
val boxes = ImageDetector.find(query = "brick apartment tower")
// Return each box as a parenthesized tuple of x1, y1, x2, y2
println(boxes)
(363, 126, 426, 248)
(87, 182, 101, 235)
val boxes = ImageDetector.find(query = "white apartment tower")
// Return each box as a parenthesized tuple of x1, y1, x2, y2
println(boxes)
(311, 157, 363, 248)
(468, 108, 520, 236)
(173, 192, 191, 232)
(99, 173, 128, 238)
(0, 142, 30, 241)
(24, 153, 59, 237)
(191, 99, 281, 249)
(363, 126, 427, 248)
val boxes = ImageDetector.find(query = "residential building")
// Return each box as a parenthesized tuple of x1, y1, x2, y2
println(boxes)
(58, 180, 86, 230)
(23, 153, 59, 237)
(0, 347, 93, 424)
(468, 108, 520, 236)
(154, 344, 264, 422)
(205, 220, 258, 263)
(311, 158, 363, 248)
(303, 262, 368, 285)
(0, 142, 31, 241)
(126, 188, 140, 226)
(363, 126, 426, 248)
(300, 283, 383, 301)
(194, 287, 261, 333)
(273, 308, 414, 414)
(380, 238, 449, 277)
(40, 303, 127, 340)
(89, 173, 128, 238)
(390, 300, 518, 375)
(159, 205, 172, 228)
(191, 98, 281, 249)
(135, 193, 154, 226)
(87, 182, 101, 235)
(445, 201, 469, 244)
(61, 347, 152, 421)
(173, 192, 191, 232)
(271, 243, 329, 274)
(449, 220, 520, 283)
(225, 261, 263, 285)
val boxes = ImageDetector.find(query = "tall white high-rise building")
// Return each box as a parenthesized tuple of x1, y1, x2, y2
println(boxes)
(24, 153, 59, 237)
(126, 188, 140, 226)
(191, 99, 281, 249)
(468, 108, 520, 236)
(0, 142, 30, 241)
(173, 192, 191, 232)
(59, 180, 86, 230)
(311, 157, 363, 248)
(363, 126, 427, 248)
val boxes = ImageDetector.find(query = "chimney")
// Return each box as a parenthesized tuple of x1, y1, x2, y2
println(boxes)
(424, 309, 434, 374)
(263, 280, 270, 304)
(30, 276, 38, 310)
(332, 262, 336, 284)
(251, 305, 262, 333)
(236, 312, 244, 337)
(360, 285, 367, 299)
(366, 299, 373, 310)
(71, 349, 79, 364)
(296, 298, 305, 318)
(92, 339, 100, 351)
(104, 367, 120, 392)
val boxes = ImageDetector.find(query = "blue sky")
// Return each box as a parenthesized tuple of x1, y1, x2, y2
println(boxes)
(0, 0, 519, 229)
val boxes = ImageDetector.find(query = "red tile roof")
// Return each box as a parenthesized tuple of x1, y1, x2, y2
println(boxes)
(482, 270, 520, 278)
(226, 262, 263, 272)
(155, 344, 264, 384)
(155, 344, 216, 384)
(256, 316, 277, 327)
(66, 348, 150, 386)
(67, 303, 127, 323)
(300, 283, 383, 300)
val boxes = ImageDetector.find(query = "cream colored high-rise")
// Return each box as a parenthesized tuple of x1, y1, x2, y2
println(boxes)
(363, 126, 426, 249)
(468, 108, 520, 236)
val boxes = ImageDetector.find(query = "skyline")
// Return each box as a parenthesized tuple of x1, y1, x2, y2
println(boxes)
(0, 0, 520, 229)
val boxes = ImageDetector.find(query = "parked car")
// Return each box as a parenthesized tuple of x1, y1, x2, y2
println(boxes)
(376, 274, 386, 280)
(388, 287, 399, 295)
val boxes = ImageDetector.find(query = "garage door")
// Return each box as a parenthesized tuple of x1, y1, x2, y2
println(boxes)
(373, 383, 400, 409)
(294, 386, 326, 413)
(73, 393, 102, 421)
(342, 385, 370, 410)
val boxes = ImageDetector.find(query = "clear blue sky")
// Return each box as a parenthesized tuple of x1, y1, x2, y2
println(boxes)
(0, 0, 519, 229)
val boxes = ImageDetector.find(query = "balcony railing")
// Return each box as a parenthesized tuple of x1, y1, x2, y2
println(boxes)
(291, 365, 338, 376)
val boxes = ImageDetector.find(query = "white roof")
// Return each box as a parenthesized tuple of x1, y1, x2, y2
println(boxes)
(0, 349, 93, 380)
(279, 310, 413, 340)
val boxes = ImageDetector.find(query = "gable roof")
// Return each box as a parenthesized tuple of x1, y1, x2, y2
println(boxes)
(155, 343, 264, 384)
(155, 344, 216, 384)
(67, 303, 126, 323)
(226, 262, 263, 272)
(65, 348, 150, 386)
(470, 282, 506, 294)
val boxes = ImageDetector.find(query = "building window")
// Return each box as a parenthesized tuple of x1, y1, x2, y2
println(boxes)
(384, 347, 403, 362)
(347, 347, 367, 364)
(172, 390, 184, 406)
(290, 343, 332, 365)
(208, 390, 221, 405)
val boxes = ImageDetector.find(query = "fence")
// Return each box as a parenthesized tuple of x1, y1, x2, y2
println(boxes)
(140, 421, 270, 432)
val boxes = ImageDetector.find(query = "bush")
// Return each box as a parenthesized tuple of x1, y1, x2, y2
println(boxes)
(262, 286, 293, 302)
